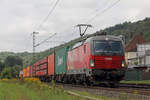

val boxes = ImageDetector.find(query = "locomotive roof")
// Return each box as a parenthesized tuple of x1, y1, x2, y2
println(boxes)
(86, 35, 122, 42)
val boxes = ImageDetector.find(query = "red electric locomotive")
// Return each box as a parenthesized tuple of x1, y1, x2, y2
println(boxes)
(67, 34, 126, 87)
(22, 32, 125, 87)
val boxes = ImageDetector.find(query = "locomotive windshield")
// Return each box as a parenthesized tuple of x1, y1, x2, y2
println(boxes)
(94, 40, 124, 55)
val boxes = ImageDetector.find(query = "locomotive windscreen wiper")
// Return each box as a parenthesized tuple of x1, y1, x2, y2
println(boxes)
(101, 44, 112, 55)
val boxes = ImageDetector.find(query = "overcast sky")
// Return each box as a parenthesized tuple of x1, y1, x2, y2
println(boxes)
(0, 0, 150, 52)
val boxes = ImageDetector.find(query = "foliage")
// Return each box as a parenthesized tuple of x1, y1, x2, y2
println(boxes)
(134, 61, 138, 65)
(0, 65, 21, 79)
(4, 56, 23, 67)
(0, 67, 12, 79)
(0, 79, 87, 100)
(0, 61, 4, 72)
(0, 56, 22, 78)
(102, 17, 150, 42)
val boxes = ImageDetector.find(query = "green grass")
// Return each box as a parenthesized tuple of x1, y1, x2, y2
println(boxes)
(0, 79, 88, 100)
(0, 79, 141, 100)
(121, 80, 150, 85)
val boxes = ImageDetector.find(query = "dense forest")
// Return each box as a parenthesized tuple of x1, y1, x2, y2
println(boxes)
(0, 51, 52, 78)
(0, 17, 150, 72)
(0, 50, 51, 68)
(0, 55, 23, 78)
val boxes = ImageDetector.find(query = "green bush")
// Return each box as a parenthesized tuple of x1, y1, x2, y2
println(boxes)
(0, 65, 21, 79)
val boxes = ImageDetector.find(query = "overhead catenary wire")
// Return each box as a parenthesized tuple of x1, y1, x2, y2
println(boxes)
(32, 0, 60, 51)
(35, 33, 56, 47)
(44, 0, 110, 41)
(89, 0, 113, 16)
(36, 0, 60, 31)
(34, 0, 121, 50)
(86, 0, 121, 23)
(59, 0, 121, 38)
(46, 40, 66, 43)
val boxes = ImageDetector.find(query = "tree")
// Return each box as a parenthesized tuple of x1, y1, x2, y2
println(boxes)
(0, 67, 12, 79)
(11, 65, 22, 78)
(4, 56, 23, 67)
(0, 56, 23, 79)
(0, 65, 21, 79)
(0, 61, 4, 72)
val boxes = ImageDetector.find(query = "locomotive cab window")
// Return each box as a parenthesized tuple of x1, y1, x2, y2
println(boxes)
(93, 40, 123, 55)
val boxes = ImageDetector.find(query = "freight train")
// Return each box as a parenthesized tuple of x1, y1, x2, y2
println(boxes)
(22, 32, 126, 87)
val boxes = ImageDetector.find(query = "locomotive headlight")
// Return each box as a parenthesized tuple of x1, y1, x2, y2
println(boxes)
(122, 61, 125, 67)
(90, 59, 95, 67)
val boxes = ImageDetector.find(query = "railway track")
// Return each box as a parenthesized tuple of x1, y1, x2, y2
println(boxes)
(62, 84, 150, 95)
(120, 83, 150, 89)
(55, 83, 150, 100)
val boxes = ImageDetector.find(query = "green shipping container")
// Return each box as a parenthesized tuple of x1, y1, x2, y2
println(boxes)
(55, 46, 69, 74)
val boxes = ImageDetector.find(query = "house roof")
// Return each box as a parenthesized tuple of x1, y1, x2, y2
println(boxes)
(125, 33, 145, 52)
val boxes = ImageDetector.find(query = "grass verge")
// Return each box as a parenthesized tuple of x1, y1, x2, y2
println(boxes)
(0, 78, 88, 100)
(121, 80, 150, 85)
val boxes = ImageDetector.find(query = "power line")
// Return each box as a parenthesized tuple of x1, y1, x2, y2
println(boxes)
(36, 0, 60, 30)
(61, 0, 120, 40)
(89, 0, 113, 16)
(86, 0, 121, 23)
(33, 0, 120, 49)
(35, 33, 56, 47)
(46, 40, 66, 43)
(31, 0, 60, 52)
(59, 0, 120, 38)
